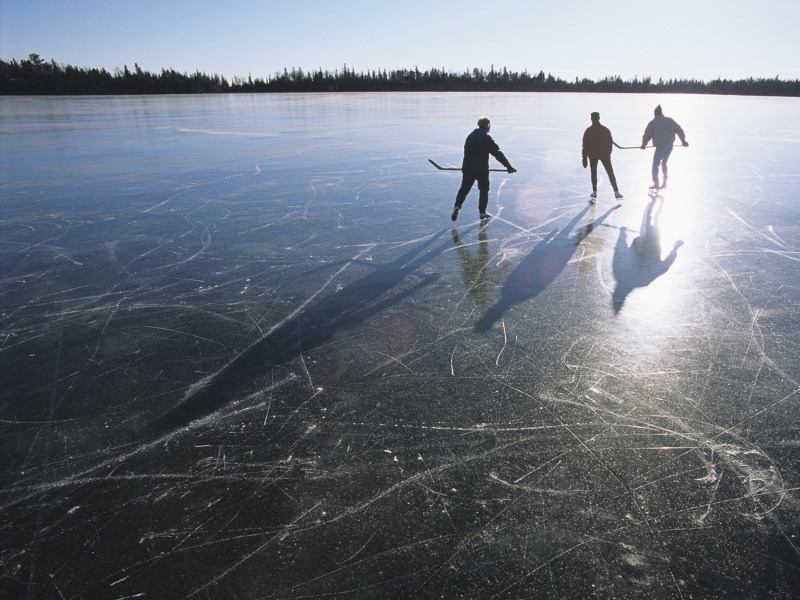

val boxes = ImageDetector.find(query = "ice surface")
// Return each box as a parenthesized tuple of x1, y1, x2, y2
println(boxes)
(1, 92, 799, 598)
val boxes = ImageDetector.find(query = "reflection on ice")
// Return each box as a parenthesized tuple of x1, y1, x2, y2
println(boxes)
(451, 226, 495, 310)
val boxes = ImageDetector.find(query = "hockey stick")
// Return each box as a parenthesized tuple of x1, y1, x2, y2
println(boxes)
(428, 159, 508, 172)
(613, 142, 687, 150)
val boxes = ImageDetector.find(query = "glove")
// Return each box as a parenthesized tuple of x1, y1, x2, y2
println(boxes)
(582, 156, 587, 168)
(507, 166, 517, 174)
(682, 140, 689, 147)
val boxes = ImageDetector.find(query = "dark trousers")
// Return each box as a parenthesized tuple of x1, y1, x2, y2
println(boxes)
(455, 169, 490, 213)
(590, 157, 619, 192)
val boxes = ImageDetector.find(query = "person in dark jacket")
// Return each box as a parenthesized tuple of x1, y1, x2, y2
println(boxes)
(582, 112, 623, 202)
(452, 117, 516, 222)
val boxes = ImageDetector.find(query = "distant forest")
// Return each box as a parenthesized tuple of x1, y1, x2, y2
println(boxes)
(2, 54, 799, 97)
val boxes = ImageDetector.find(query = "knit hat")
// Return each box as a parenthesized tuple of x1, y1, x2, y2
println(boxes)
(590, 112, 600, 121)
(654, 105, 663, 115)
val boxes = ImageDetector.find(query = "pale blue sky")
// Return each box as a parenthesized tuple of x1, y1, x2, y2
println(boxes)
(2, 0, 798, 82)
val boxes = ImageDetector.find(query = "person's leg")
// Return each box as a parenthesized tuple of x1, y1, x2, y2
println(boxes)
(653, 146, 673, 187)
(453, 172, 476, 220)
(589, 158, 599, 191)
(660, 146, 673, 187)
(477, 172, 490, 215)
(651, 152, 660, 187)
(601, 157, 619, 191)
(455, 173, 475, 209)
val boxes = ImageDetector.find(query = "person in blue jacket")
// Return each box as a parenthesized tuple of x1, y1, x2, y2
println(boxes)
(451, 117, 516, 222)
(641, 105, 689, 190)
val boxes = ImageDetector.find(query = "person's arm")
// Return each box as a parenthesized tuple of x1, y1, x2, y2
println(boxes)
(494, 151, 516, 173)
(675, 122, 689, 146)
(488, 137, 517, 173)
(641, 122, 653, 149)
(582, 130, 588, 166)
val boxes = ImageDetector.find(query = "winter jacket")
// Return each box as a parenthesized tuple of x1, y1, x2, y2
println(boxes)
(461, 128, 513, 172)
(642, 115, 686, 147)
(582, 122, 614, 160)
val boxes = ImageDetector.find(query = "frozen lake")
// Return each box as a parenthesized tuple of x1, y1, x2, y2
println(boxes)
(2, 92, 800, 598)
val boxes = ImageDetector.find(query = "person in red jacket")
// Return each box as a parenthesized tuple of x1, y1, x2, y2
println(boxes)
(451, 117, 516, 223)
(582, 112, 623, 203)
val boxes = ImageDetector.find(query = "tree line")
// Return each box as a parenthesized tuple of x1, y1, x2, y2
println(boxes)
(2, 54, 799, 97)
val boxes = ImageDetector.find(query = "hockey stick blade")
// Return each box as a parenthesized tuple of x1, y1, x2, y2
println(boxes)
(613, 142, 687, 150)
(428, 159, 459, 171)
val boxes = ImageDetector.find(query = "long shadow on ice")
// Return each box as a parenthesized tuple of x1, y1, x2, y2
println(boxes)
(612, 196, 683, 313)
(149, 230, 452, 433)
(475, 204, 618, 332)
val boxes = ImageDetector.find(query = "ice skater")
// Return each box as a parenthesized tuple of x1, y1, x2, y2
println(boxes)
(640, 104, 689, 190)
(581, 111, 623, 203)
(451, 116, 516, 224)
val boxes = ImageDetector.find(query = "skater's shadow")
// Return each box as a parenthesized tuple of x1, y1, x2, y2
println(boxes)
(150, 230, 452, 433)
(476, 204, 618, 331)
(612, 197, 683, 313)
(452, 225, 500, 310)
